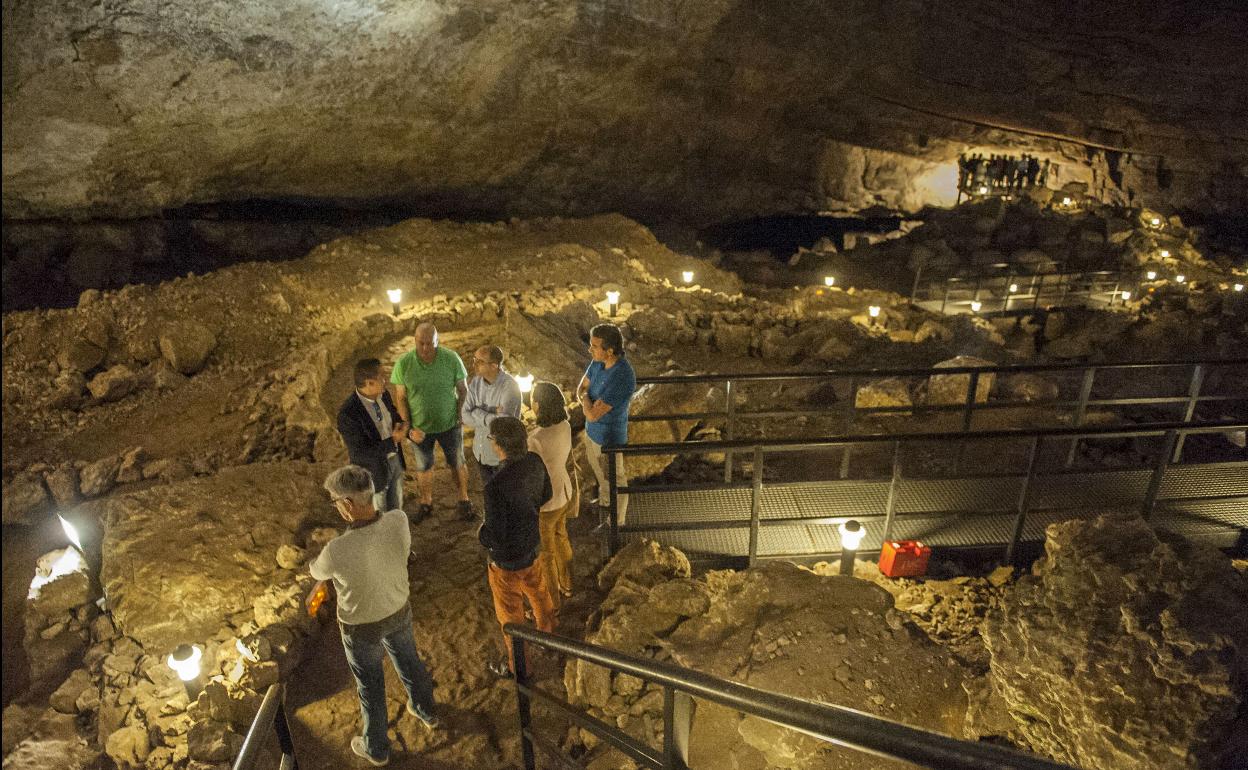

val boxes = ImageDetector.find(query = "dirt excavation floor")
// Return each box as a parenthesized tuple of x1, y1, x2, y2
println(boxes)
(2, 201, 1247, 770)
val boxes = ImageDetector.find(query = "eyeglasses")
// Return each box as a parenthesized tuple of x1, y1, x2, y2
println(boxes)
(473, 357, 494, 366)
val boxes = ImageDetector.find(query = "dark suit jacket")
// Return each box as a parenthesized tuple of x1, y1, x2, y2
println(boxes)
(337, 390, 406, 491)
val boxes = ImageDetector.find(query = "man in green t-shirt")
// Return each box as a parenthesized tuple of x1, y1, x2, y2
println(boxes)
(391, 322, 472, 521)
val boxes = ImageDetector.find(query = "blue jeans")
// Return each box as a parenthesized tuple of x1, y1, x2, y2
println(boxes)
(372, 453, 404, 512)
(339, 605, 436, 761)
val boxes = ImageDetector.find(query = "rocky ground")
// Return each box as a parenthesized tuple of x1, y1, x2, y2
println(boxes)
(2, 202, 1245, 769)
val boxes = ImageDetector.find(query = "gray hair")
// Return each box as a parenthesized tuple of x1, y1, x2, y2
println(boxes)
(323, 465, 375, 504)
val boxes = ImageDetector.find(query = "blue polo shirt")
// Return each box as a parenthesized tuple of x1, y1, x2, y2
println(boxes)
(584, 357, 636, 447)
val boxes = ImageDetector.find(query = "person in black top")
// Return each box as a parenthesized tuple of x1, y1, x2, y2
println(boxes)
(337, 359, 408, 515)
(478, 416, 554, 678)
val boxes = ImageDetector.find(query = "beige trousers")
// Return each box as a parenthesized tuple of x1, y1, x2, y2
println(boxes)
(584, 434, 628, 525)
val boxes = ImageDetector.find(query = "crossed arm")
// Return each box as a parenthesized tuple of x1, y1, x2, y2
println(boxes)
(576, 373, 613, 422)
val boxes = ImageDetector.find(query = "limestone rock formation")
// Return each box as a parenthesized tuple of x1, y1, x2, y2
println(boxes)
(4, 1, 1246, 224)
(570, 545, 969, 769)
(925, 355, 996, 406)
(94, 461, 335, 651)
(977, 514, 1248, 769)
(158, 321, 218, 375)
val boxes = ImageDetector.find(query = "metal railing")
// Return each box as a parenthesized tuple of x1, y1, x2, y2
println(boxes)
(233, 683, 298, 770)
(504, 625, 1078, 770)
(909, 263, 1141, 316)
(603, 420, 1248, 561)
(629, 358, 1247, 482)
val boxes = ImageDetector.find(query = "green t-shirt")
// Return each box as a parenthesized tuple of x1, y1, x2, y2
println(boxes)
(390, 347, 468, 434)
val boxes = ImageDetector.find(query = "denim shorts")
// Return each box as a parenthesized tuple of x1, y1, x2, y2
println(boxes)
(410, 425, 464, 471)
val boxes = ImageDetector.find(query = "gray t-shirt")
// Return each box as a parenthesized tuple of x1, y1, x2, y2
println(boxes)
(309, 509, 411, 625)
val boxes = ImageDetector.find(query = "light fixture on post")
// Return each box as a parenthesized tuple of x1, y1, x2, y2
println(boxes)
(867, 305, 881, 319)
(386, 288, 402, 316)
(1008, 283, 1018, 294)
(824, 275, 836, 287)
(970, 300, 982, 313)
(167, 644, 205, 698)
(1159, 250, 1170, 258)
(838, 520, 865, 576)
(1234, 283, 1245, 292)
(978, 185, 988, 195)
(1150, 216, 1162, 227)
(681, 270, 694, 285)
(1061, 196, 1073, 206)
(605, 290, 620, 318)
(1146, 270, 1157, 281)
(516, 373, 534, 407)
(1120, 290, 1131, 302)
(1175, 274, 1186, 284)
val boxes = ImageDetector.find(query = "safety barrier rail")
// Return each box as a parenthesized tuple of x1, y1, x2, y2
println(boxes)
(909, 263, 1143, 315)
(628, 358, 1247, 482)
(232, 683, 298, 770)
(601, 420, 1248, 560)
(503, 625, 1079, 770)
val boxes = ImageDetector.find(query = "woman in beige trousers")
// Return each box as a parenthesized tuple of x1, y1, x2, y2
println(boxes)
(527, 382, 578, 608)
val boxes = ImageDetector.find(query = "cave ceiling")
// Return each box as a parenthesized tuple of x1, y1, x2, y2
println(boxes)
(3, 0, 1247, 224)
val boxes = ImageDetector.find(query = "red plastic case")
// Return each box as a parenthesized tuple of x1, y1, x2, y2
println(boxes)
(878, 540, 931, 577)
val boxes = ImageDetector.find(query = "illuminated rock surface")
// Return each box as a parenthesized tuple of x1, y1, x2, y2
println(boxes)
(978, 514, 1248, 769)
(3, 1, 1246, 222)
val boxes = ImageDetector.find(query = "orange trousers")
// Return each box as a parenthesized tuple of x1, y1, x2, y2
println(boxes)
(537, 483, 578, 609)
(487, 561, 555, 673)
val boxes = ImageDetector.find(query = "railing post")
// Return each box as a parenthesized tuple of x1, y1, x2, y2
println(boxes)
(274, 700, 298, 770)
(511, 636, 536, 770)
(1142, 429, 1178, 521)
(1006, 436, 1041, 565)
(724, 379, 735, 483)
(939, 280, 951, 314)
(881, 441, 902, 542)
(1064, 366, 1097, 468)
(663, 687, 693, 770)
(961, 370, 980, 433)
(608, 450, 620, 556)
(1031, 273, 1043, 312)
(910, 261, 924, 304)
(841, 377, 857, 479)
(1172, 364, 1205, 462)
(748, 446, 763, 567)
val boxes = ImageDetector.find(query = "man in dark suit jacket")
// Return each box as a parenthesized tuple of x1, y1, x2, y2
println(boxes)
(337, 359, 408, 514)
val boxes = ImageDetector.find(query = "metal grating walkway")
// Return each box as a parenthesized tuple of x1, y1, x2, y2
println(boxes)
(618, 462, 1248, 559)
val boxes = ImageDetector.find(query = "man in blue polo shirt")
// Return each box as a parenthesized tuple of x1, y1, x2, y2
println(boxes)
(576, 322, 636, 529)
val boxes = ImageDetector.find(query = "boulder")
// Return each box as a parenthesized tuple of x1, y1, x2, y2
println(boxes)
(115, 447, 147, 484)
(275, 544, 306, 570)
(79, 454, 123, 497)
(624, 309, 679, 344)
(3, 472, 49, 523)
(58, 339, 107, 374)
(913, 319, 952, 344)
(50, 371, 87, 410)
(44, 465, 80, 505)
(596, 539, 691, 592)
(2, 709, 101, 770)
(978, 515, 1248, 769)
(711, 318, 752, 355)
(87, 365, 137, 403)
(159, 321, 218, 375)
(186, 720, 242, 763)
(104, 724, 151, 769)
(1002, 373, 1059, 403)
(854, 378, 912, 413)
(925, 356, 996, 406)
(49, 669, 95, 714)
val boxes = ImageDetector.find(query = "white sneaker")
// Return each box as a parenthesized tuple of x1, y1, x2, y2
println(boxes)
(350, 736, 388, 766)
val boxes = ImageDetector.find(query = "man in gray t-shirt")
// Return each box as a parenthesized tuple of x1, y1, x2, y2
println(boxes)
(308, 465, 439, 766)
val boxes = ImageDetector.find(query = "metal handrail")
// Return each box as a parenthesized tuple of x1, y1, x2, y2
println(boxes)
(601, 419, 1248, 559)
(608, 418, 1248, 456)
(504, 625, 1078, 770)
(632, 356, 1245, 387)
(232, 683, 298, 770)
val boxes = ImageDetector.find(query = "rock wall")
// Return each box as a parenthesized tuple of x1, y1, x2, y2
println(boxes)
(3, 1, 1246, 224)
(976, 514, 1248, 770)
